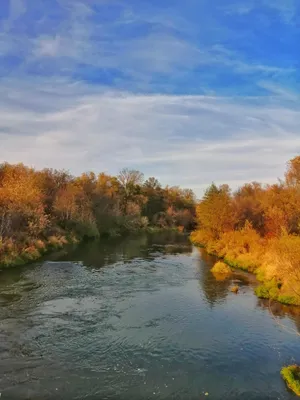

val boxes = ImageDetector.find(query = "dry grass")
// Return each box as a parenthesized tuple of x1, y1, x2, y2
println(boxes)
(192, 228, 300, 306)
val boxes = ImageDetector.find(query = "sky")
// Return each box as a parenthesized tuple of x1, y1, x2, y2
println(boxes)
(0, 0, 299, 196)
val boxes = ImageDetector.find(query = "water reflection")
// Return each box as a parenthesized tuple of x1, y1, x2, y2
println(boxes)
(58, 231, 192, 268)
(257, 298, 300, 335)
(1, 233, 300, 399)
(196, 248, 232, 307)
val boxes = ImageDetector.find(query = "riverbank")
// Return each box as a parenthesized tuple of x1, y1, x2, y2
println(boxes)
(190, 231, 300, 306)
(0, 233, 80, 269)
(0, 227, 184, 269)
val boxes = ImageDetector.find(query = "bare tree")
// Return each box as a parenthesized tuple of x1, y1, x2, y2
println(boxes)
(117, 169, 144, 194)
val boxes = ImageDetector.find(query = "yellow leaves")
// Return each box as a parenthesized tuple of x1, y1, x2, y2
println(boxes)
(196, 184, 236, 239)
(285, 155, 300, 187)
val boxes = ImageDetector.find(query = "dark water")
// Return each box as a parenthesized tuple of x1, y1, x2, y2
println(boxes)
(1, 232, 300, 400)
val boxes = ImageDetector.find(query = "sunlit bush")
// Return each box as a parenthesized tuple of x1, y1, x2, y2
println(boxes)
(211, 261, 232, 275)
(281, 365, 300, 396)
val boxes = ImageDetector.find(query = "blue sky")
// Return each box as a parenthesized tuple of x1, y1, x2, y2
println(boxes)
(0, 0, 299, 195)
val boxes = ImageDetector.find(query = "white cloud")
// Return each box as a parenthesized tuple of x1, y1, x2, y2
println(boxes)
(34, 36, 63, 57)
(0, 0, 298, 198)
(1, 79, 299, 196)
(0, 0, 287, 85)
(222, 0, 297, 22)
(257, 81, 300, 101)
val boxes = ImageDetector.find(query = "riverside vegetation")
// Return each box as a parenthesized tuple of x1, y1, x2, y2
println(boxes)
(2, 158, 300, 396)
(281, 365, 300, 396)
(191, 156, 300, 307)
(191, 156, 300, 396)
(0, 163, 195, 268)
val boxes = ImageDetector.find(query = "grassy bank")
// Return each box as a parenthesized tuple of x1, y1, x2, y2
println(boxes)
(0, 226, 185, 269)
(0, 163, 196, 269)
(0, 233, 80, 269)
(190, 157, 300, 307)
(281, 365, 300, 396)
(190, 228, 300, 306)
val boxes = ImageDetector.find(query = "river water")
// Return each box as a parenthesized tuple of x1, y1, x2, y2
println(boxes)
(1, 232, 300, 400)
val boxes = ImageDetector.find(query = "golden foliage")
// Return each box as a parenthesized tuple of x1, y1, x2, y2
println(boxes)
(192, 155, 300, 304)
(0, 162, 195, 267)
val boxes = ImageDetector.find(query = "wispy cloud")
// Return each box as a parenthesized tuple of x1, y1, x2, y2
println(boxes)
(0, 0, 298, 194)
(1, 79, 299, 195)
(222, 0, 298, 23)
(0, 0, 297, 91)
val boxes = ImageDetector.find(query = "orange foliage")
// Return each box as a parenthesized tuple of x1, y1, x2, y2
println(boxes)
(192, 156, 300, 303)
(0, 163, 196, 267)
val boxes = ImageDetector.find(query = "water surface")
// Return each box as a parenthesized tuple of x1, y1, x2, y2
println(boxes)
(0, 232, 300, 399)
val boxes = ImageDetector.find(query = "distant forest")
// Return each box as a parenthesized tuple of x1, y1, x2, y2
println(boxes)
(0, 164, 196, 267)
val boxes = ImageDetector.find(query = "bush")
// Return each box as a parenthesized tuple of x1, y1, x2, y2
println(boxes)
(66, 220, 99, 239)
(48, 235, 64, 248)
(230, 286, 239, 293)
(211, 261, 232, 275)
(281, 365, 300, 396)
(35, 239, 46, 252)
(190, 229, 211, 247)
(277, 295, 298, 306)
(255, 284, 272, 299)
(21, 246, 41, 261)
(255, 279, 280, 300)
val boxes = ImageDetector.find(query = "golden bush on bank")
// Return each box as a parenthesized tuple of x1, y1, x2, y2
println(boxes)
(211, 261, 232, 276)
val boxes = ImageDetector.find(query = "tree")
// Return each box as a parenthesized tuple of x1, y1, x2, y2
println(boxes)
(196, 183, 236, 240)
(0, 163, 47, 238)
(234, 182, 265, 234)
(142, 177, 165, 222)
(286, 156, 300, 187)
(117, 169, 144, 193)
(117, 169, 145, 214)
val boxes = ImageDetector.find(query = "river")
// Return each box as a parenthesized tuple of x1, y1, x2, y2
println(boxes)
(0, 232, 300, 399)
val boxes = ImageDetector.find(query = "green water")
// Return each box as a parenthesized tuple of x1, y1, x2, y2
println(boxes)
(0, 232, 299, 399)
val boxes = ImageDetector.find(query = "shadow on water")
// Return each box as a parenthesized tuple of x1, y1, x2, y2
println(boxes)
(58, 231, 193, 268)
(196, 247, 300, 338)
(195, 248, 251, 307)
(195, 249, 232, 307)
(257, 298, 300, 335)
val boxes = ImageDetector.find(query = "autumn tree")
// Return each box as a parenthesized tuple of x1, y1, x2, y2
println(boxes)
(117, 169, 146, 215)
(142, 177, 165, 222)
(196, 183, 236, 240)
(286, 156, 300, 188)
(0, 163, 47, 238)
(0, 161, 196, 266)
(233, 182, 265, 234)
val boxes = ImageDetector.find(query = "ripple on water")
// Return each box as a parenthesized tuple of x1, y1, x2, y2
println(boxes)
(0, 233, 299, 400)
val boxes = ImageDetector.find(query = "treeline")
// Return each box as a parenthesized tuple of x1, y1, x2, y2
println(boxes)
(191, 156, 300, 305)
(0, 163, 195, 267)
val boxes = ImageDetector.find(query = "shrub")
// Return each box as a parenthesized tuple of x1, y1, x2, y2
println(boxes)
(277, 295, 299, 306)
(35, 239, 46, 251)
(22, 246, 40, 261)
(190, 229, 212, 247)
(255, 279, 280, 300)
(281, 365, 300, 396)
(211, 261, 232, 275)
(66, 220, 99, 239)
(1, 253, 22, 267)
(255, 285, 271, 299)
(48, 235, 64, 248)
